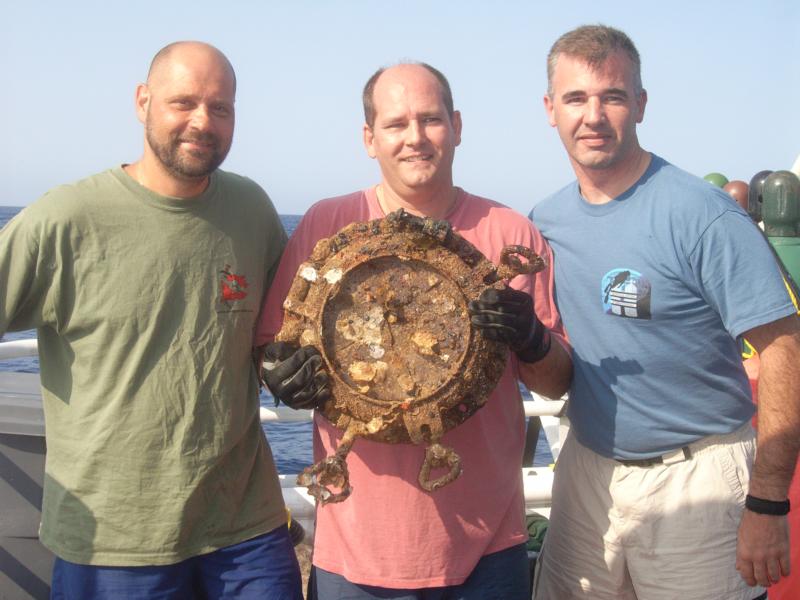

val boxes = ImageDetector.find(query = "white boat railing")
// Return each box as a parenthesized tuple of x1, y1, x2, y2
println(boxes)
(0, 338, 563, 532)
(0, 338, 38, 360)
(0, 338, 566, 419)
(261, 399, 565, 422)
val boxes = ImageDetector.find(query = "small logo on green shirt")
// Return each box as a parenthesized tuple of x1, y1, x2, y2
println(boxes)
(220, 265, 248, 304)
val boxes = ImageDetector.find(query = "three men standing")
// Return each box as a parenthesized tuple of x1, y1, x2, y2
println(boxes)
(4, 25, 797, 600)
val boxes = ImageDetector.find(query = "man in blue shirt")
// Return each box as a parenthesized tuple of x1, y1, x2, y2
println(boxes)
(531, 24, 800, 600)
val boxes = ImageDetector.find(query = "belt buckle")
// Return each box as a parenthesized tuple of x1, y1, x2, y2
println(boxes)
(661, 446, 691, 466)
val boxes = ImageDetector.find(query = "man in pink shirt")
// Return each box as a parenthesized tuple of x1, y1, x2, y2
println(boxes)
(255, 62, 572, 599)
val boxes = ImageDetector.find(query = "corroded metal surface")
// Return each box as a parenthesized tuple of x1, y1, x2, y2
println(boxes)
(277, 209, 544, 503)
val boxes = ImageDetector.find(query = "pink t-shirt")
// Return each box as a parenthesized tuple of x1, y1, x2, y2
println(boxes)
(256, 187, 565, 588)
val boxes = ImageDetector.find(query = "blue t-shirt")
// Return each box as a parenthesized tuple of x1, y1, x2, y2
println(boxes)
(531, 155, 795, 458)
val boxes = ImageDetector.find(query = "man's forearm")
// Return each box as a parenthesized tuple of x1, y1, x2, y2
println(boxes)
(519, 337, 572, 399)
(746, 316, 800, 500)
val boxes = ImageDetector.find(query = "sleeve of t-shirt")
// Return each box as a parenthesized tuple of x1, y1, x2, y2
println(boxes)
(260, 192, 289, 294)
(689, 210, 795, 338)
(0, 208, 54, 334)
(254, 206, 329, 347)
(529, 224, 570, 351)
(501, 213, 570, 354)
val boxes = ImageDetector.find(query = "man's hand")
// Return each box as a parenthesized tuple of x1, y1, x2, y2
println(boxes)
(260, 342, 330, 410)
(736, 509, 790, 588)
(467, 287, 550, 363)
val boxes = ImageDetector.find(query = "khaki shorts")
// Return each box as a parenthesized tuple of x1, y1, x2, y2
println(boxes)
(533, 423, 765, 600)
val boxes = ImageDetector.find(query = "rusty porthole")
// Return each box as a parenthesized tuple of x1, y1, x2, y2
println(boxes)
(276, 209, 544, 503)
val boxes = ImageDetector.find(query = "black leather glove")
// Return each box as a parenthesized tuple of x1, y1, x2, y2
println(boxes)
(261, 342, 331, 410)
(467, 287, 551, 363)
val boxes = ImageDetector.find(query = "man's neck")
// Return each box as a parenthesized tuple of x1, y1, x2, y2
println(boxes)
(124, 157, 209, 199)
(574, 149, 651, 205)
(376, 183, 459, 221)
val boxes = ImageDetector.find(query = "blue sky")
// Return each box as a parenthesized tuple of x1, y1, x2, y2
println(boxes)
(2, 1, 798, 214)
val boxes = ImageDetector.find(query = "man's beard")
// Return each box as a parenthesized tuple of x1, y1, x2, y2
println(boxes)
(145, 122, 230, 180)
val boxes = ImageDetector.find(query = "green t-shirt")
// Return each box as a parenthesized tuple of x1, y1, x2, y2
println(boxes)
(0, 167, 288, 565)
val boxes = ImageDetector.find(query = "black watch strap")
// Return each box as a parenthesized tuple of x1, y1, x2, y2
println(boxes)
(745, 494, 790, 516)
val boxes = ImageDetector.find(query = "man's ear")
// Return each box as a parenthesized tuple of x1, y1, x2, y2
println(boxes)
(363, 123, 376, 158)
(635, 88, 647, 124)
(451, 110, 462, 146)
(135, 83, 150, 125)
(544, 94, 556, 128)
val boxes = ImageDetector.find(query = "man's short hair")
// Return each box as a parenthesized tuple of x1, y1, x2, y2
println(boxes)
(362, 62, 454, 128)
(547, 25, 642, 96)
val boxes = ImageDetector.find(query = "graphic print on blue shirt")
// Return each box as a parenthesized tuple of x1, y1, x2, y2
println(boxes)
(601, 268, 651, 319)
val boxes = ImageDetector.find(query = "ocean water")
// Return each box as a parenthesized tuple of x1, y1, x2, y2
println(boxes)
(0, 205, 551, 473)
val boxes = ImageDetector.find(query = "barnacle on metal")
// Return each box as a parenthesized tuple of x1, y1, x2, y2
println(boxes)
(277, 209, 545, 504)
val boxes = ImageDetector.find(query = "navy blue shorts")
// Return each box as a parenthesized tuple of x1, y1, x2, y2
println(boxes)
(312, 542, 529, 600)
(51, 524, 303, 600)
